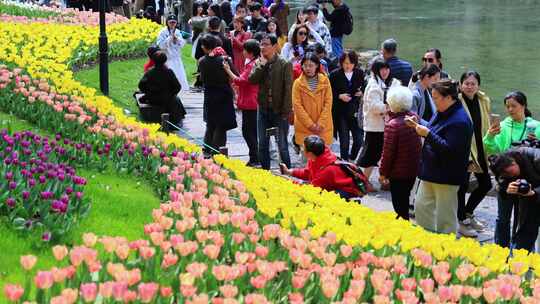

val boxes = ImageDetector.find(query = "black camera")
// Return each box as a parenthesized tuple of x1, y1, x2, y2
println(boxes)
(316, 0, 333, 3)
(511, 138, 540, 148)
(518, 179, 531, 195)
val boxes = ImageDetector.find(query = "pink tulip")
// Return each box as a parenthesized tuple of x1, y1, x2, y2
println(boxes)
(161, 253, 179, 269)
(348, 279, 365, 299)
(139, 246, 155, 259)
(483, 286, 499, 303)
(400, 278, 417, 292)
(35, 271, 54, 289)
(186, 262, 207, 278)
(80, 283, 98, 302)
(52, 245, 69, 261)
(499, 283, 515, 300)
(99, 282, 114, 298)
(340, 244, 353, 257)
(255, 246, 269, 258)
(160, 286, 173, 298)
(219, 284, 238, 298)
(321, 277, 340, 299)
(112, 282, 128, 301)
(288, 292, 304, 304)
(250, 275, 267, 289)
(4, 284, 24, 302)
(419, 278, 434, 293)
(20, 255, 37, 271)
(138, 282, 159, 303)
(203, 244, 220, 260)
(180, 284, 197, 297)
(292, 275, 307, 289)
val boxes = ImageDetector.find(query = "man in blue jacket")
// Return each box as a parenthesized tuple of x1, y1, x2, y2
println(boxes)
(381, 38, 413, 87)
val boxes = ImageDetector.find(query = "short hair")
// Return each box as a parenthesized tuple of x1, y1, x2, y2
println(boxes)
(208, 16, 222, 31)
(382, 38, 398, 54)
(339, 50, 358, 67)
(304, 135, 325, 156)
(488, 153, 515, 179)
(243, 39, 260, 57)
(235, 3, 245, 11)
(152, 51, 167, 66)
(200, 34, 219, 50)
(431, 79, 459, 100)
(234, 15, 246, 25)
(504, 91, 532, 117)
(460, 70, 481, 86)
(208, 4, 222, 19)
(301, 52, 321, 74)
(418, 64, 440, 80)
(252, 31, 265, 42)
(260, 33, 278, 45)
(249, 2, 262, 11)
(387, 86, 413, 113)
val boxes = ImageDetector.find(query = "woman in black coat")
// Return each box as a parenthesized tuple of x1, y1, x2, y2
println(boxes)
(198, 34, 238, 156)
(329, 50, 365, 161)
(138, 51, 186, 125)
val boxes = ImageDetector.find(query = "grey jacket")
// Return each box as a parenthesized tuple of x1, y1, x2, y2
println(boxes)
(411, 81, 436, 126)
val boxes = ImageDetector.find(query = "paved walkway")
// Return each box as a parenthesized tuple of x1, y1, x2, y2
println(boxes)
(176, 91, 497, 243)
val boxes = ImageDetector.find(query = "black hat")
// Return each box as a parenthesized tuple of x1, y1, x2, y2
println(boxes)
(166, 14, 177, 22)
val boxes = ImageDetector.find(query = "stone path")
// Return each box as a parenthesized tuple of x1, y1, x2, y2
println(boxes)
(176, 91, 498, 243)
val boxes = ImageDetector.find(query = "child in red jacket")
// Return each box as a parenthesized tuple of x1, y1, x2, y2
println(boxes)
(280, 135, 361, 200)
(379, 86, 422, 220)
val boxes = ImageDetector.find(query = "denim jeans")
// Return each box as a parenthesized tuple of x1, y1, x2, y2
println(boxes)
(494, 191, 517, 248)
(331, 36, 344, 59)
(257, 109, 291, 170)
(336, 114, 363, 161)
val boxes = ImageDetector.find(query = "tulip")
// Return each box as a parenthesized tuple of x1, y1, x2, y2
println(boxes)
(138, 282, 159, 303)
(20, 255, 37, 271)
(80, 283, 98, 302)
(219, 284, 238, 298)
(203, 244, 220, 260)
(160, 286, 173, 298)
(34, 271, 54, 289)
(52, 245, 68, 261)
(4, 284, 24, 302)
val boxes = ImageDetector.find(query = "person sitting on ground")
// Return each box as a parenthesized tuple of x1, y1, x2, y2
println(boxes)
(280, 135, 361, 200)
(143, 45, 159, 72)
(138, 51, 186, 125)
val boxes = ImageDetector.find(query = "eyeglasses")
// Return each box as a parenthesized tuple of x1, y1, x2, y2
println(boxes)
(422, 57, 435, 63)
(298, 31, 308, 36)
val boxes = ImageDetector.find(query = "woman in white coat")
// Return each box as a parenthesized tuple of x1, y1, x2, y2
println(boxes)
(157, 14, 190, 93)
(358, 59, 400, 190)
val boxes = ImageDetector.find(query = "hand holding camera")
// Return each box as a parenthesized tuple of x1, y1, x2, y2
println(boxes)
(507, 179, 535, 197)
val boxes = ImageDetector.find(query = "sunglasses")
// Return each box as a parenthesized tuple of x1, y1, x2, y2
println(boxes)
(298, 31, 308, 36)
(422, 57, 435, 63)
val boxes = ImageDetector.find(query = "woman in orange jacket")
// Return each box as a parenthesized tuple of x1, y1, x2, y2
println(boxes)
(292, 53, 334, 147)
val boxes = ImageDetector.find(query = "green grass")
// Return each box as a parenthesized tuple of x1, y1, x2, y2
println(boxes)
(0, 113, 161, 300)
(74, 46, 197, 116)
(0, 111, 52, 136)
(0, 2, 60, 18)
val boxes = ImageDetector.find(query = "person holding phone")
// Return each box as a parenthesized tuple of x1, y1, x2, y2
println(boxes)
(329, 50, 365, 162)
(407, 79, 473, 235)
(157, 14, 190, 92)
(483, 91, 540, 248)
(456, 71, 493, 238)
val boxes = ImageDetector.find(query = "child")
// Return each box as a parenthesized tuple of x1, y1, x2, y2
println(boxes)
(379, 86, 422, 220)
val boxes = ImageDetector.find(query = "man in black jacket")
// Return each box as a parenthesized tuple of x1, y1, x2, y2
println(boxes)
(490, 147, 540, 252)
(194, 16, 234, 60)
(322, 0, 351, 58)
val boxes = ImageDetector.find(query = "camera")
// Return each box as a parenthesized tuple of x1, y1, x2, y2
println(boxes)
(518, 179, 531, 195)
(316, 0, 333, 3)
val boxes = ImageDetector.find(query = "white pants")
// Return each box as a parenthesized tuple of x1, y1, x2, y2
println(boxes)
(415, 180, 460, 234)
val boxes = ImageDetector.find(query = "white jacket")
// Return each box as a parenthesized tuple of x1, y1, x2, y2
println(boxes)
(362, 77, 401, 132)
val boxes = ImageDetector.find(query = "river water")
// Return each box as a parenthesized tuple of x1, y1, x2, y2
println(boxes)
(289, 0, 540, 115)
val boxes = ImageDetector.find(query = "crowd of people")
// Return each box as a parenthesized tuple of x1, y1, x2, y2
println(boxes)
(133, 0, 540, 253)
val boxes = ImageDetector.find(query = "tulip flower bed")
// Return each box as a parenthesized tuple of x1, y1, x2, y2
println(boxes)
(0, 1, 60, 18)
(4, 6, 540, 303)
(0, 129, 90, 242)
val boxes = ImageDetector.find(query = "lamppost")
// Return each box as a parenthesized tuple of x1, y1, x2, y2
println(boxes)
(99, 0, 109, 96)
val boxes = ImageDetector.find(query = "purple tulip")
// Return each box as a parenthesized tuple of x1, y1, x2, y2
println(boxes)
(40, 191, 53, 199)
(51, 200, 67, 213)
(65, 186, 73, 194)
(42, 232, 51, 242)
(8, 181, 17, 190)
(116, 150, 124, 157)
(28, 178, 36, 187)
(21, 140, 30, 148)
(5, 197, 15, 208)
(38, 175, 46, 184)
(57, 173, 65, 181)
(55, 133, 61, 141)
(171, 150, 178, 157)
(4, 158, 12, 165)
(76, 192, 83, 199)
(22, 191, 30, 200)
(5, 172, 13, 180)
(160, 152, 166, 158)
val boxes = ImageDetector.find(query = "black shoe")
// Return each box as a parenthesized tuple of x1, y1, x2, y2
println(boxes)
(246, 161, 261, 168)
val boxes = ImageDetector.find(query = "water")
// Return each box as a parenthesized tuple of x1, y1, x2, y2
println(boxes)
(290, 0, 540, 115)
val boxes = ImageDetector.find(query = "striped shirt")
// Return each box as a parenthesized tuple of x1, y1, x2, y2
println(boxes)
(307, 75, 318, 91)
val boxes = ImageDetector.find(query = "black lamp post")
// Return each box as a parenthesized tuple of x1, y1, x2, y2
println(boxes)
(98, 0, 109, 96)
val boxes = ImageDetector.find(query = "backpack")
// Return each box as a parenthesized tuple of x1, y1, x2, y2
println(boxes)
(332, 160, 368, 196)
(342, 8, 353, 35)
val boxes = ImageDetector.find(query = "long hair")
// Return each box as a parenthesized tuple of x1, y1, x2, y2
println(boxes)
(291, 24, 309, 49)
(504, 91, 532, 117)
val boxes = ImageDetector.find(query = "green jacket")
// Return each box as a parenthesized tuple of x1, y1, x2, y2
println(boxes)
(483, 116, 540, 155)
(248, 54, 293, 117)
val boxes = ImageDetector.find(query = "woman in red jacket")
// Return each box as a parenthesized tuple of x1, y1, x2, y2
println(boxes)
(230, 16, 252, 73)
(280, 135, 361, 200)
(223, 39, 260, 166)
(379, 86, 422, 220)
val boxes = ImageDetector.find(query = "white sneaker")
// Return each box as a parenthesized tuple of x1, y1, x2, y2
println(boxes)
(458, 222, 478, 238)
(465, 215, 486, 232)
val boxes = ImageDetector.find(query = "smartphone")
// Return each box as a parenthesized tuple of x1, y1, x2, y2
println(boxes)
(490, 114, 501, 126)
